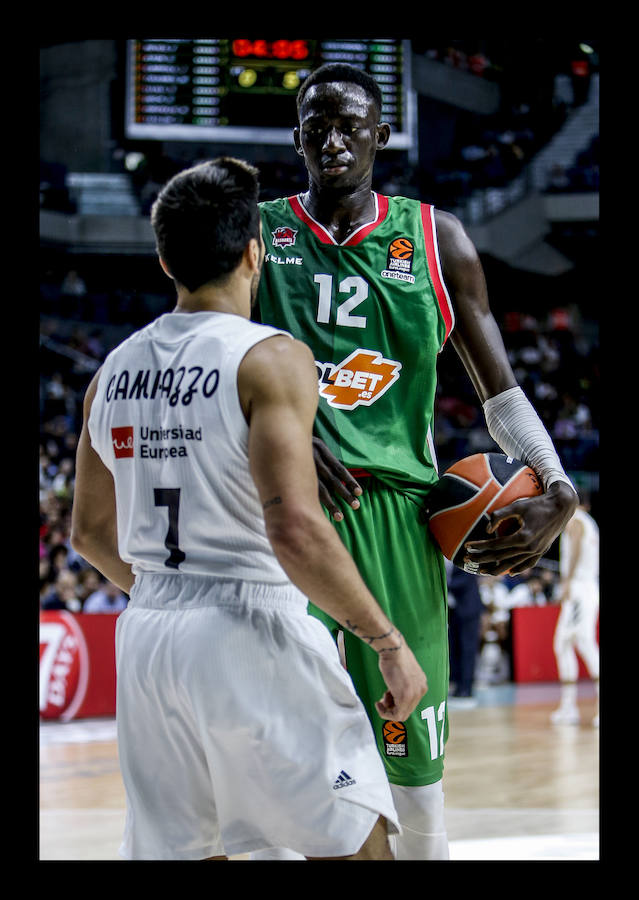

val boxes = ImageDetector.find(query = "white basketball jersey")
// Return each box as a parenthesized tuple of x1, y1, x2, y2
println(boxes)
(559, 506, 599, 584)
(88, 311, 292, 582)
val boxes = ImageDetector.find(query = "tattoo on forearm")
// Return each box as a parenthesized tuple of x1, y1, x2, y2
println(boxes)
(263, 496, 282, 511)
(345, 620, 402, 652)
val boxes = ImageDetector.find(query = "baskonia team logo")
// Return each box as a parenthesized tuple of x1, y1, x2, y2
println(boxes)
(271, 226, 298, 248)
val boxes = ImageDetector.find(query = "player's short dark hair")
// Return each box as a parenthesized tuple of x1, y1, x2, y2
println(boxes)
(296, 63, 383, 120)
(151, 156, 260, 293)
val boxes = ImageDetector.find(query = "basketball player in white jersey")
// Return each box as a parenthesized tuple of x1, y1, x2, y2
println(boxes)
(550, 497, 599, 727)
(70, 157, 427, 861)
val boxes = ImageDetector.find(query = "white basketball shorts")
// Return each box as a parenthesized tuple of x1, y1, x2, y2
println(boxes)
(115, 573, 400, 860)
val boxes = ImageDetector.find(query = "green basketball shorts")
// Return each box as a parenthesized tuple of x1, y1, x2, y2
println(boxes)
(309, 476, 450, 787)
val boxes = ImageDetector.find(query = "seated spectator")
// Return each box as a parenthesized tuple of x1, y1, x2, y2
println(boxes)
(50, 457, 75, 501)
(59, 269, 88, 319)
(39, 556, 54, 606)
(76, 567, 102, 607)
(82, 580, 128, 614)
(47, 542, 70, 582)
(547, 163, 571, 192)
(477, 575, 513, 684)
(479, 575, 512, 639)
(508, 572, 549, 608)
(41, 568, 82, 613)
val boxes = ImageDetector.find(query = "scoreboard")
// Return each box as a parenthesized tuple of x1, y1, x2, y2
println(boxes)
(125, 38, 415, 148)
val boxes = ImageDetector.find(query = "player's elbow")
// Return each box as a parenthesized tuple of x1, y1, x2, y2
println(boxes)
(264, 505, 327, 569)
(70, 523, 94, 559)
(70, 513, 104, 562)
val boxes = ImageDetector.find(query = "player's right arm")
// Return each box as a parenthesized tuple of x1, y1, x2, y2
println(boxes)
(558, 514, 583, 603)
(71, 368, 135, 594)
(238, 334, 428, 721)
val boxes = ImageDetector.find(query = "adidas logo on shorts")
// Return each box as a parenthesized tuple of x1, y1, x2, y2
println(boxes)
(333, 770, 356, 790)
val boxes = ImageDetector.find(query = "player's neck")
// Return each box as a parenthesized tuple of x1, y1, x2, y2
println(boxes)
(173, 287, 249, 319)
(164, 244, 258, 320)
(301, 183, 376, 242)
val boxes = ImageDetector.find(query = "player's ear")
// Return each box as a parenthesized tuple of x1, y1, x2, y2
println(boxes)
(376, 122, 391, 150)
(245, 237, 261, 274)
(158, 256, 172, 279)
(293, 127, 304, 156)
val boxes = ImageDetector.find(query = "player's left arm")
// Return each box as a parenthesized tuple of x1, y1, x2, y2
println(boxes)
(435, 209, 578, 576)
(70, 368, 135, 594)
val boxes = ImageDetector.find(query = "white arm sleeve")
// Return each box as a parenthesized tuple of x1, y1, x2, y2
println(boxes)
(482, 386, 577, 494)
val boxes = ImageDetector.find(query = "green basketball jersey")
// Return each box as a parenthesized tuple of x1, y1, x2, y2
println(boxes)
(257, 193, 454, 497)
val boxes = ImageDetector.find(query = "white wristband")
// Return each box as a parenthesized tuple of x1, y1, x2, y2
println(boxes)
(482, 386, 577, 494)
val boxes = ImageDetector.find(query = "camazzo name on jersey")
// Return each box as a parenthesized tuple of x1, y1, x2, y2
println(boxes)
(104, 364, 220, 407)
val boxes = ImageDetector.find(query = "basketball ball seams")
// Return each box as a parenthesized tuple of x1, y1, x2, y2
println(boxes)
(429, 480, 501, 560)
(485, 467, 542, 517)
(426, 472, 486, 514)
(446, 453, 492, 487)
(441, 472, 487, 494)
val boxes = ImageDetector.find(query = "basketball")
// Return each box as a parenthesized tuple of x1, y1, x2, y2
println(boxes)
(423, 453, 543, 573)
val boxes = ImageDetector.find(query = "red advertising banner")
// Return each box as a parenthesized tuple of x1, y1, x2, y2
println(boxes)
(39, 611, 119, 720)
(511, 606, 599, 683)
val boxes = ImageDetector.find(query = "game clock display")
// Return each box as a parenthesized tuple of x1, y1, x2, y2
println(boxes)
(125, 38, 415, 147)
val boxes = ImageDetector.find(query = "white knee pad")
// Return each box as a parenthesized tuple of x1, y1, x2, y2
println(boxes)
(388, 781, 449, 861)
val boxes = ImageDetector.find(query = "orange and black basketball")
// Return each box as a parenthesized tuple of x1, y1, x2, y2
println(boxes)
(423, 453, 543, 573)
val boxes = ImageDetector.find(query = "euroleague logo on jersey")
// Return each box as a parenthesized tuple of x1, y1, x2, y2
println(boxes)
(382, 720, 408, 757)
(316, 349, 402, 411)
(381, 237, 416, 284)
(112, 426, 134, 458)
(271, 226, 298, 248)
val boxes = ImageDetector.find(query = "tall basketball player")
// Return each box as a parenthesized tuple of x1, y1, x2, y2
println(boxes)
(253, 63, 579, 860)
(551, 497, 600, 727)
(70, 157, 428, 860)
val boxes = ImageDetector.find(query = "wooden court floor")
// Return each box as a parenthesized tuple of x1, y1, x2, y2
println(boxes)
(39, 682, 599, 861)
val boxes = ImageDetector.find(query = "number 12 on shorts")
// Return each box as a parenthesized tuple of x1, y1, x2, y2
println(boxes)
(421, 700, 446, 760)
